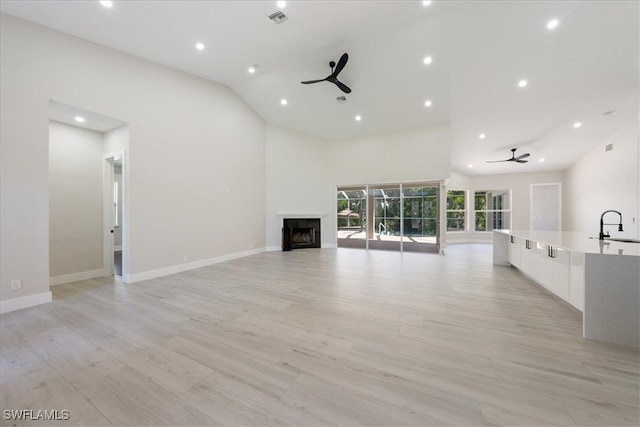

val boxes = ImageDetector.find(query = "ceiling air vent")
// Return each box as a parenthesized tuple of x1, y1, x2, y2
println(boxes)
(268, 11, 288, 24)
(336, 96, 347, 103)
(605, 143, 614, 152)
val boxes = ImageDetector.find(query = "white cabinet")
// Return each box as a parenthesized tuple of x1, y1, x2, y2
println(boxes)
(538, 244, 553, 286)
(508, 235, 522, 268)
(536, 245, 570, 301)
(514, 239, 572, 305)
(569, 251, 585, 311)
(549, 246, 570, 300)
(521, 239, 539, 280)
(496, 231, 584, 312)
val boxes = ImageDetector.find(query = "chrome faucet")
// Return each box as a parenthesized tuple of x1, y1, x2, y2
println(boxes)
(599, 210, 623, 240)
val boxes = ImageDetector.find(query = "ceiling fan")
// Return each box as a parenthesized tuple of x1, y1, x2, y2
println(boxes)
(486, 148, 530, 164)
(301, 53, 352, 94)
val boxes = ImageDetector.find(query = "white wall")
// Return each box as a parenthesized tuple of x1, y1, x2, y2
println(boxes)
(265, 124, 451, 249)
(49, 122, 104, 278)
(103, 124, 129, 154)
(564, 119, 639, 238)
(447, 169, 565, 243)
(1, 14, 265, 307)
(329, 126, 452, 185)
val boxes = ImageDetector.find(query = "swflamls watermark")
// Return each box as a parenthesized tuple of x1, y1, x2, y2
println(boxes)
(3, 409, 70, 421)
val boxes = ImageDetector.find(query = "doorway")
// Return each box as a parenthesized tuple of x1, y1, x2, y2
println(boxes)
(48, 101, 129, 286)
(530, 183, 562, 231)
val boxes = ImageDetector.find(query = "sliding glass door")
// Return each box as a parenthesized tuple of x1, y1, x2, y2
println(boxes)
(368, 185, 401, 251)
(401, 184, 439, 253)
(337, 181, 440, 253)
(337, 187, 367, 249)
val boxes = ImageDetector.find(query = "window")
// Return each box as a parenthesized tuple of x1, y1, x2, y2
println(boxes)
(474, 190, 511, 231)
(446, 190, 466, 231)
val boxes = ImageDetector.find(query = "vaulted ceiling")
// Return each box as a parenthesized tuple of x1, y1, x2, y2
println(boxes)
(1, 1, 637, 174)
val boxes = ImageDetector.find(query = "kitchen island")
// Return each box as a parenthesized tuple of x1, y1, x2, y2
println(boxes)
(494, 230, 639, 347)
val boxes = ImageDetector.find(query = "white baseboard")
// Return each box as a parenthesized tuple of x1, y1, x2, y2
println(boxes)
(0, 291, 52, 314)
(266, 246, 282, 252)
(50, 269, 105, 286)
(123, 247, 266, 283)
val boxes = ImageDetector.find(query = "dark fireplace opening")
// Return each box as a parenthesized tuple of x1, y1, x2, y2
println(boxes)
(283, 218, 321, 251)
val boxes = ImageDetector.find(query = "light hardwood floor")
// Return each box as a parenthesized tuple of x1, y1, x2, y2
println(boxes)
(1, 244, 638, 426)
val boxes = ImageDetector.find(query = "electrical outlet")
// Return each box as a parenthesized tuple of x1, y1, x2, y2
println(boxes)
(183, 255, 189, 262)
(10, 279, 22, 290)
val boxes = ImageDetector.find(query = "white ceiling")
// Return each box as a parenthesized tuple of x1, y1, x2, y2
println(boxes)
(1, 1, 637, 175)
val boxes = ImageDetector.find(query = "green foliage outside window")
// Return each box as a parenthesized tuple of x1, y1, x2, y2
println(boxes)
(402, 187, 437, 236)
(337, 187, 439, 236)
(474, 190, 510, 231)
(337, 190, 366, 228)
(446, 190, 466, 231)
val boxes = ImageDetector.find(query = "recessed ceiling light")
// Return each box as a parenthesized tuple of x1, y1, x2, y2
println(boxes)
(546, 19, 559, 30)
(467, 164, 473, 168)
(99, 1, 113, 8)
(74, 116, 85, 123)
(280, 99, 288, 106)
(518, 80, 528, 88)
(424, 100, 432, 107)
(423, 56, 433, 65)
(248, 65, 258, 74)
(422, 1, 433, 6)
(573, 122, 582, 128)
(277, 1, 286, 8)
(479, 133, 486, 139)
(539, 158, 546, 162)
(355, 115, 362, 121)
(195, 42, 205, 51)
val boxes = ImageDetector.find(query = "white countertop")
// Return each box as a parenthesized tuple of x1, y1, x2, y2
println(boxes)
(495, 229, 640, 256)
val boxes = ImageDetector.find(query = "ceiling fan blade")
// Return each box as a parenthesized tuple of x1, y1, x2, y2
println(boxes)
(301, 79, 326, 84)
(487, 148, 529, 164)
(332, 53, 349, 76)
(334, 79, 352, 93)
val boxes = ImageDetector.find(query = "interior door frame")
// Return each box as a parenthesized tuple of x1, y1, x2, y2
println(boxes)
(103, 150, 126, 277)
(530, 182, 562, 231)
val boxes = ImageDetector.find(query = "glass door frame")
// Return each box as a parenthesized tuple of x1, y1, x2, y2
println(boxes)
(336, 181, 442, 253)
